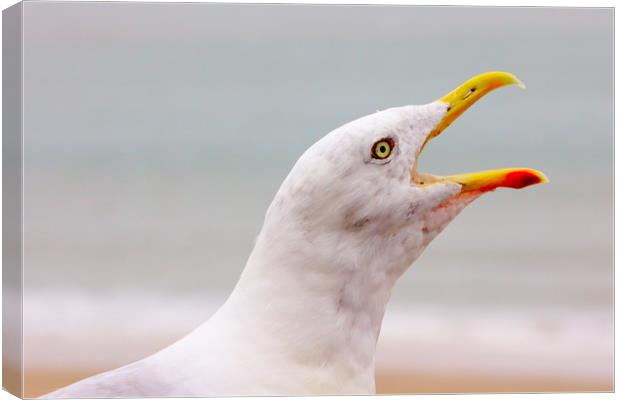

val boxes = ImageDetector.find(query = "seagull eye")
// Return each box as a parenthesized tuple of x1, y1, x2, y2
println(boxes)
(371, 138, 394, 160)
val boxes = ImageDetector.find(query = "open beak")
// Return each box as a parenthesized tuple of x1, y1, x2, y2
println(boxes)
(413, 71, 548, 193)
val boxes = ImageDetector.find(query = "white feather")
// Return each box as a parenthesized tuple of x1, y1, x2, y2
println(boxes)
(43, 101, 474, 398)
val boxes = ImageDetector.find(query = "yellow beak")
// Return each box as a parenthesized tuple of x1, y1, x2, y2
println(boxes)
(446, 168, 548, 193)
(424, 71, 548, 193)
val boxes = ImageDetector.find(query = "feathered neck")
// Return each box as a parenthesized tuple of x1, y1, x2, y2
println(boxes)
(216, 222, 406, 393)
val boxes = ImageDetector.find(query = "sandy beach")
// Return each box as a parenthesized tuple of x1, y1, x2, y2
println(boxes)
(22, 295, 613, 398)
(24, 367, 612, 398)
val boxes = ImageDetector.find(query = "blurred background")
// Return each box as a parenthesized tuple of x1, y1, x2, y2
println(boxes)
(22, 3, 613, 397)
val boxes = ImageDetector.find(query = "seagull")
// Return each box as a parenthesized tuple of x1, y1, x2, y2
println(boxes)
(43, 71, 547, 398)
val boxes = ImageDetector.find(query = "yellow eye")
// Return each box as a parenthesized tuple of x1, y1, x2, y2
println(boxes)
(371, 138, 394, 160)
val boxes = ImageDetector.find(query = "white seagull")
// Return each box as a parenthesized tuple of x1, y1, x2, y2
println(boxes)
(43, 72, 547, 398)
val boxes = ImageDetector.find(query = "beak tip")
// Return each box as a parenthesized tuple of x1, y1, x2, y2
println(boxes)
(503, 72, 526, 89)
(509, 169, 548, 189)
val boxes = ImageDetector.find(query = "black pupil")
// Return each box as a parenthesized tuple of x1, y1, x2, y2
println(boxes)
(379, 145, 386, 153)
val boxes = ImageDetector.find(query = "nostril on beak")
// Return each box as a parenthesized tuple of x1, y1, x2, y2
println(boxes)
(462, 86, 477, 99)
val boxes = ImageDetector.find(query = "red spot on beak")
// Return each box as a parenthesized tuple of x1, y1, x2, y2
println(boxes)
(504, 170, 542, 189)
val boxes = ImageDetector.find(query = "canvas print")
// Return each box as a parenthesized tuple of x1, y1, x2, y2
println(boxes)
(2, 2, 613, 398)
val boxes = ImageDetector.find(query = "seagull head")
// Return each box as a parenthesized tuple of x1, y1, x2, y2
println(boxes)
(222, 73, 548, 392)
(262, 71, 547, 282)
